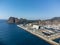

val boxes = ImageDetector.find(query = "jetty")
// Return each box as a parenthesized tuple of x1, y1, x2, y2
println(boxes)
(17, 25, 59, 45)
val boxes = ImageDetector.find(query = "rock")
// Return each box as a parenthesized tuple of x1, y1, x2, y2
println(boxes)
(8, 17, 20, 24)
(8, 17, 41, 24)
(8, 17, 15, 23)
(15, 18, 20, 24)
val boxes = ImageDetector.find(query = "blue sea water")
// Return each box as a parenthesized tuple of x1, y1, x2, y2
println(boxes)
(53, 38, 60, 43)
(0, 20, 51, 45)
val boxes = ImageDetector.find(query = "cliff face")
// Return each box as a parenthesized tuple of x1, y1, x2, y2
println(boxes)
(15, 18, 20, 24)
(8, 17, 20, 24)
(8, 17, 38, 24)
(8, 17, 15, 23)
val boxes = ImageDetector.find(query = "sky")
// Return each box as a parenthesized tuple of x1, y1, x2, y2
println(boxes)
(0, 0, 60, 20)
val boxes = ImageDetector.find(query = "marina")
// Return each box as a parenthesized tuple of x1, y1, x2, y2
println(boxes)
(17, 24, 60, 45)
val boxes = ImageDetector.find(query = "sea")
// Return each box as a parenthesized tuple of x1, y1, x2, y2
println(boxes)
(0, 20, 51, 45)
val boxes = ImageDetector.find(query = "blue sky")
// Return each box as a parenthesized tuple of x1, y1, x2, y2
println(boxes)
(0, 0, 60, 20)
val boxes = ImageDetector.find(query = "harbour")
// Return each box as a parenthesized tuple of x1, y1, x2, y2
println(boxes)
(17, 24, 60, 45)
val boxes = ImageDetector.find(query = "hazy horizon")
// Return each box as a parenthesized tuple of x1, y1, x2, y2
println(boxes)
(0, 0, 60, 20)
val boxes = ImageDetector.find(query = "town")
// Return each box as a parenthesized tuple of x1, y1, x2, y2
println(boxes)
(17, 20, 60, 45)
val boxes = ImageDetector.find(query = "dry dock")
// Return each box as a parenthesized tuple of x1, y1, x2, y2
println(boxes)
(17, 25, 59, 45)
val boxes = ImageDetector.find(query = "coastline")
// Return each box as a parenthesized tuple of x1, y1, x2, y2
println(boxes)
(17, 25, 59, 45)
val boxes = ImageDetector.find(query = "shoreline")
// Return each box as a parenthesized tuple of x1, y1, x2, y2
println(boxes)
(17, 25, 59, 45)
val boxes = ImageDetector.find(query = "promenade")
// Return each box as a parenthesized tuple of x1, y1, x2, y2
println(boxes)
(17, 25, 59, 45)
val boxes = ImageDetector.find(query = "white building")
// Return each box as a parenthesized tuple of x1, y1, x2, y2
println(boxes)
(52, 25, 59, 29)
(44, 24, 60, 30)
(44, 25, 52, 28)
(32, 25, 40, 30)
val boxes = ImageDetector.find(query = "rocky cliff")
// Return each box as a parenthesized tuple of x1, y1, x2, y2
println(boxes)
(8, 17, 39, 24)
(8, 17, 60, 25)
(8, 17, 20, 24)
